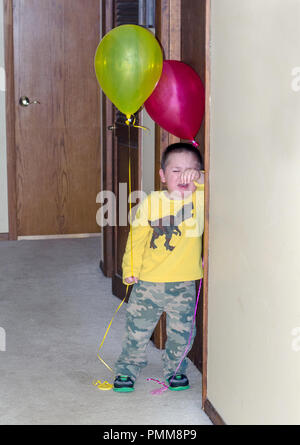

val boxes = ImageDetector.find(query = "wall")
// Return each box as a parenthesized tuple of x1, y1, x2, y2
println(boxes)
(208, 0, 300, 424)
(0, 0, 9, 233)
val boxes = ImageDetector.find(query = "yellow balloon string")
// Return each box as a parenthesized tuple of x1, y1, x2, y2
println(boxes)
(96, 289, 129, 371)
(128, 124, 134, 278)
(94, 118, 134, 391)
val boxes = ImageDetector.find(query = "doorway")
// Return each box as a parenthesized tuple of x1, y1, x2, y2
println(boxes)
(100, 0, 211, 409)
(4, 0, 102, 238)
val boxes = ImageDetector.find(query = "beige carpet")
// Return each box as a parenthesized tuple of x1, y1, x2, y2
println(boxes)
(0, 237, 212, 425)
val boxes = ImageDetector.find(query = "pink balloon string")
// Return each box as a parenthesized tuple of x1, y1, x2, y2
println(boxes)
(147, 267, 203, 395)
(146, 378, 169, 395)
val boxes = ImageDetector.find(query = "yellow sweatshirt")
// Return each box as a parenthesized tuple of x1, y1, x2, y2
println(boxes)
(122, 183, 204, 284)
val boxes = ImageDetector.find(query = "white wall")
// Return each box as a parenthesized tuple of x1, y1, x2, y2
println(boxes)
(208, 0, 300, 424)
(0, 0, 9, 233)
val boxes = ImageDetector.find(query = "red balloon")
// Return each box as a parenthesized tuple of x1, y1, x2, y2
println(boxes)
(144, 60, 205, 142)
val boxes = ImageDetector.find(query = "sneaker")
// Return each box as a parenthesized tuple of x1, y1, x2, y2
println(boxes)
(167, 374, 190, 391)
(113, 375, 135, 393)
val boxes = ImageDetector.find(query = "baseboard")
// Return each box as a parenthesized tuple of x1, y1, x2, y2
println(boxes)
(203, 398, 226, 425)
(17, 233, 101, 240)
(0, 233, 9, 240)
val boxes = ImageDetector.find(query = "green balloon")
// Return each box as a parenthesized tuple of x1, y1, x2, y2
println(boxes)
(94, 25, 163, 118)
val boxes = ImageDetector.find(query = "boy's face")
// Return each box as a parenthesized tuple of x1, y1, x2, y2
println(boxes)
(159, 152, 200, 198)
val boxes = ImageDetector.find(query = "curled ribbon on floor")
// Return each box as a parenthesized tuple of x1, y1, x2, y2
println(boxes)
(92, 380, 113, 391)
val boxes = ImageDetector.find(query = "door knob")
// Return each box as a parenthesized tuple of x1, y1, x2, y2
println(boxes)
(107, 125, 117, 131)
(19, 96, 40, 107)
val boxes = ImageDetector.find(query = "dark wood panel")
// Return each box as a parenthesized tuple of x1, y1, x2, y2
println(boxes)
(101, 0, 140, 278)
(180, 0, 206, 373)
(115, 0, 139, 25)
(100, 0, 115, 277)
(115, 139, 140, 278)
(203, 399, 226, 425)
(188, 280, 203, 372)
(112, 272, 132, 303)
(112, 122, 140, 298)
(108, 0, 142, 299)
(181, 0, 206, 156)
(154, 0, 181, 190)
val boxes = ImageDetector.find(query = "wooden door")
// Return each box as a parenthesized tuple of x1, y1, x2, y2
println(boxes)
(12, 0, 101, 236)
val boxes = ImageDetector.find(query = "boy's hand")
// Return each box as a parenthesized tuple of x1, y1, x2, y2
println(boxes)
(180, 168, 201, 185)
(124, 276, 139, 284)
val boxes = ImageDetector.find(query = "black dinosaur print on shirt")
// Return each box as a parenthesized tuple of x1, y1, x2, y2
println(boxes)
(148, 201, 194, 251)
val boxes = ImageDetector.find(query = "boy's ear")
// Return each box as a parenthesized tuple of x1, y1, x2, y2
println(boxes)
(159, 168, 166, 183)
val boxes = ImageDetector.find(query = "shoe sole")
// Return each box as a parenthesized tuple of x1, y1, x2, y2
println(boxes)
(113, 387, 134, 393)
(168, 385, 190, 391)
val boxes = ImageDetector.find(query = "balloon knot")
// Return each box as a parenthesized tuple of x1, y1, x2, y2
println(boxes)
(126, 114, 133, 126)
(191, 140, 199, 147)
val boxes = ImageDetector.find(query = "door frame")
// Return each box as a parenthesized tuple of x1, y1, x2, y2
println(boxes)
(99, 0, 115, 277)
(203, 0, 211, 414)
(155, 0, 211, 411)
(100, 0, 212, 413)
(3, 0, 17, 240)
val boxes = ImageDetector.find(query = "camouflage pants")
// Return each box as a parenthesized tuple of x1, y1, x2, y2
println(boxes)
(114, 280, 196, 381)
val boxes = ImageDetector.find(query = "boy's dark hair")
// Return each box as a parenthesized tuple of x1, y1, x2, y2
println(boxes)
(160, 142, 203, 171)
